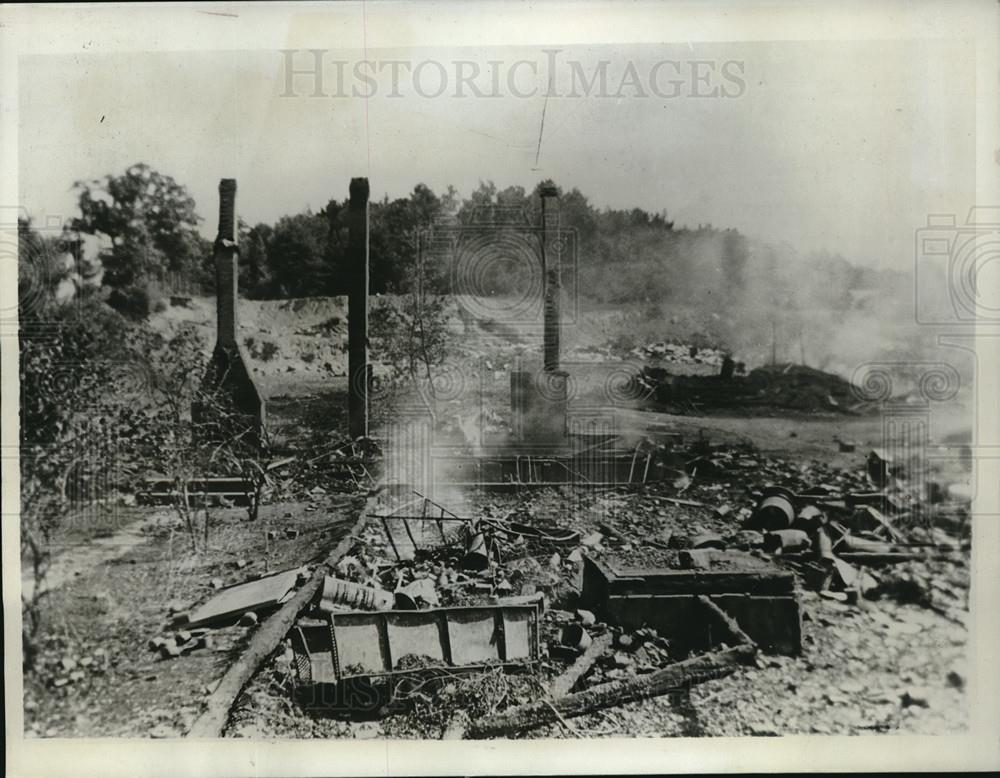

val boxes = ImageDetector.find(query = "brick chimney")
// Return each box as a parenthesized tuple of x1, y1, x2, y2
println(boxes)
(215, 178, 238, 348)
(541, 185, 561, 373)
(347, 177, 370, 439)
(194, 178, 266, 448)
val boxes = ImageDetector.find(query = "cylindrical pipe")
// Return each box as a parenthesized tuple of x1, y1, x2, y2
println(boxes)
(561, 623, 592, 651)
(461, 531, 493, 571)
(316, 576, 393, 612)
(750, 487, 796, 531)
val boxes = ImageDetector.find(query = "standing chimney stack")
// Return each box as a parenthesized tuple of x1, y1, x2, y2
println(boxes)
(347, 177, 370, 439)
(541, 185, 561, 373)
(215, 179, 238, 348)
(195, 178, 266, 448)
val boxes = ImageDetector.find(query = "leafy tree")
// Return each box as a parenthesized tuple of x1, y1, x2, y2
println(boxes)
(70, 163, 208, 317)
(265, 210, 330, 297)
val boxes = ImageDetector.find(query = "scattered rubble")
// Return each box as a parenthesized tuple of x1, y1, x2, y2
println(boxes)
(104, 425, 971, 740)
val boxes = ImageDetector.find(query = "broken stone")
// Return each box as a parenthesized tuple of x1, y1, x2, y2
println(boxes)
(730, 530, 764, 549)
(762, 529, 811, 554)
(351, 721, 380, 739)
(567, 548, 584, 563)
(210, 578, 224, 590)
(171, 611, 191, 627)
(690, 531, 725, 550)
(236, 558, 248, 569)
(148, 636, 168, 651)
(900, 688, 931, 708)
(159, 642, 182, 659)
(60, 657, 77, 672)
(581, 532, 603, 548)
(612, 652, 633, 667)
(149, 723, 180, 738)
(576, 609, 596, 626)
(175, 630, 192, 645)
(238, 611, 259, 627)
(167, 600, 187, 614)
(678, 549, 714, 570)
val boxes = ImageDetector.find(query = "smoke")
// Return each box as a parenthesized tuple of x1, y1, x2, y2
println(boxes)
(580, 224, 942, 384)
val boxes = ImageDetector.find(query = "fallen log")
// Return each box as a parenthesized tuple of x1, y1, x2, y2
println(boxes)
(187, 493, 377, 738)
(469, 641, 756, 738)
(550, 631, 613, 698)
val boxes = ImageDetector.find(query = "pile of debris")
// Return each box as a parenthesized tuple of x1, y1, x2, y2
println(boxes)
(628, 341, 729, 371)
(639, 361, 863, 414)
(164, 434, 969, 739)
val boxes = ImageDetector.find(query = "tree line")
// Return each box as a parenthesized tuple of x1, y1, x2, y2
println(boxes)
(23, 161, 882, 325)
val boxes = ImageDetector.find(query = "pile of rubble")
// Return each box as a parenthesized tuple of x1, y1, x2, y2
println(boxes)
(153, 433, 969, 738)
(638, 361, 864, 414)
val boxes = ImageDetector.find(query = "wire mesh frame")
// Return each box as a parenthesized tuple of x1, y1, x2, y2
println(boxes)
(292, 604, 542, 686)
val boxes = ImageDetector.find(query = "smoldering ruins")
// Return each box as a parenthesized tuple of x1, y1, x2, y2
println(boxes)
(19, 171, 974, 741)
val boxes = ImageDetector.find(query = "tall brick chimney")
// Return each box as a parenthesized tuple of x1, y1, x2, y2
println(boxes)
(510, 186, 568, 445)
(347, 177, 370, 439)
(215, 179, 238, 348)
(541, 185, 561, 373)
(195, 178, 266, 448)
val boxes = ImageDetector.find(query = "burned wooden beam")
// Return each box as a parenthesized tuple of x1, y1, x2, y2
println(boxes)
(469, 642, 756, 738)
(186, 494, 376, 738)
(697, 595, 755, 647)
(549, 631, 613, 698)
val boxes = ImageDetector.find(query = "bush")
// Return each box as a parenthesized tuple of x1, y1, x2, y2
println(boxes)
(107, 283, 152, 321)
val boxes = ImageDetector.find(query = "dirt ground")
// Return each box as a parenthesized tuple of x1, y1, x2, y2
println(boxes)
(22, 496, 363, 738)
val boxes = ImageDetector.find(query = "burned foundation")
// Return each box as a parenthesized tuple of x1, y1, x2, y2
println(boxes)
(581, 556, 802, 655)
(194, 179, 266, 447)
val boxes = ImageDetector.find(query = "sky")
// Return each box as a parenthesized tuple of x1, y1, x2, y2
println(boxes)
(18, 37, 976, 270)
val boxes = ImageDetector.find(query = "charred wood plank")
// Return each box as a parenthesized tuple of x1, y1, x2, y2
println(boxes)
(697, 595, 755, 647)
(469, 642, 756, 738)
(186, 494, 376, 738)
(550, 632, 613, 698)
